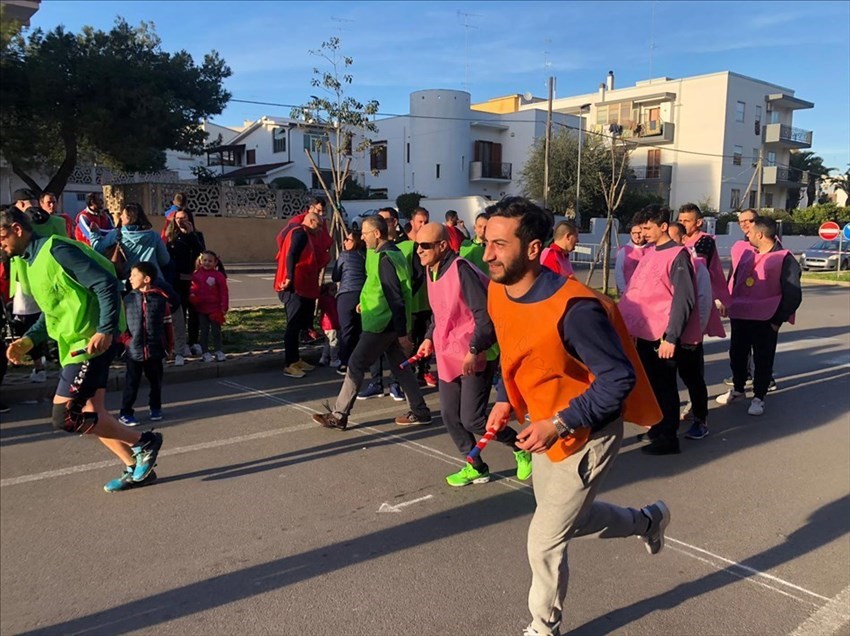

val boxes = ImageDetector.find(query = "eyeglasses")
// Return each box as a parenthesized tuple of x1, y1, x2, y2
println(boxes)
(418, 241, 443, 250)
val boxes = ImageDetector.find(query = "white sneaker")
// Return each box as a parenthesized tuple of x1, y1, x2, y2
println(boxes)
(30, 369, 47, 383)
(716, 389, 744, 405)
(174, 354, 185, 367)
(191, 344, 203, 356)
(215, 351, 226, 362)
(202, 352, 214, 363)
(748, 398, 765, 416)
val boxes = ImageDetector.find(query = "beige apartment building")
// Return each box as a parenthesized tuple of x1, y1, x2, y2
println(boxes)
(477, 70, 813, 213)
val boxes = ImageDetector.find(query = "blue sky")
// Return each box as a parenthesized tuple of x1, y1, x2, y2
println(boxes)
(32, 0, 850, 170)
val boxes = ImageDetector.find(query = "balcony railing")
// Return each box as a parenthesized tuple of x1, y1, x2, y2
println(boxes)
(762, 166, 808, 186)
(763, 123, 812, 147)
(630, 164, 673, 183)
(469, 161, 512, 181)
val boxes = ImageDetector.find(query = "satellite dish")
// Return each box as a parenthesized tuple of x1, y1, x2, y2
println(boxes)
(522, 92, 534, 102)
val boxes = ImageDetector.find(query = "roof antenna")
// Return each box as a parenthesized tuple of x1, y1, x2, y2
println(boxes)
(457, 10, 480, 92)
(648, 0, 656, 82)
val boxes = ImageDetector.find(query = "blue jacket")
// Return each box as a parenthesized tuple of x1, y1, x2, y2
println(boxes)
(332, 249, 366, 295)
(90, 225, 171, 280)
(123, 287, 173, 362)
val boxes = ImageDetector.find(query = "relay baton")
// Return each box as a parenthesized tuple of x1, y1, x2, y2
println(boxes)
(70, 348, 88, 357)
(399, 352, 425, 370)
(466, 430, 496, 463)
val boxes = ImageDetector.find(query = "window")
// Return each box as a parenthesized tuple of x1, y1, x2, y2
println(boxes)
(735, 101, 746, 123)
(730, 188, 741, 209)
(596, 102, 635, 127)
(311, 169, 332, 190)
(733, 146, 743, 166)
(436, 164, 441, 179)
(406, 143, 410, 163)
(755, 105, 762, 124)
(272, 128, 287, 153)
(370, 141, 388, 171)
(749, 190, 757, 208)
(646, 149, 661, 179)
(474, 140, 502, 164)
(76, 193, 86, 202)
(764, 192, 774, 207)
(766, 151, 776, 167)
(304, 131, 326, 153)
(246, 149, 256, 165)
(752, 148, 760, 167)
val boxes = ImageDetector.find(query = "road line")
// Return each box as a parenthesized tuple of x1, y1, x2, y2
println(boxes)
(378, 494, 434, 513)
(789, 585, 850, 636)
(667, 538, 831, 602)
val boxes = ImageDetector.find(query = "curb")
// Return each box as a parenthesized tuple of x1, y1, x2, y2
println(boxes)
(3, 347, 323, 405)
(801, 278, 850, 288)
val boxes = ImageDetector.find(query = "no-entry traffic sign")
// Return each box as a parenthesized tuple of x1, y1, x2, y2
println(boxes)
(818, 221, 840, 241)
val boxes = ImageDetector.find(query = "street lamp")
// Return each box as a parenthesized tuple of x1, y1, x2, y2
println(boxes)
(575, 103, 591, 222)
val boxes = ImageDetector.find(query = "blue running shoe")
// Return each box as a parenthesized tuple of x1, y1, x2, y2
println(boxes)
(149, 409, 163, 421)
(684, 419, 709, 440)
(131, 431, 163, 482)
(357, 382, 384, 400)
(104, 466, 157, 493)
(119, 414, 139, 427)
(389, 382, 405, 402)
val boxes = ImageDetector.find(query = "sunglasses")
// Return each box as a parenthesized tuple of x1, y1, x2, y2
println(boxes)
(418, 241, 443, 250)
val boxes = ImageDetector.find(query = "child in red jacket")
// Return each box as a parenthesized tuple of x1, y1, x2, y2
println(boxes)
(317, 282, 341, 368)
(189, 251, 229, 362)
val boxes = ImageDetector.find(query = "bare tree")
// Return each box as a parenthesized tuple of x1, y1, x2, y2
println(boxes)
(291, 37, 379, 255)
(585, 133, 632, 294)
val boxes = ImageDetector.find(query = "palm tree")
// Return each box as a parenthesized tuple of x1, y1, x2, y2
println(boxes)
(788, 151, 833, 209)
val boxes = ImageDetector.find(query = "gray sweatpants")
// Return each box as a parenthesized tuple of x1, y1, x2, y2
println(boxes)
(333, 330, 428, 418)
(526, 419, 647, 635)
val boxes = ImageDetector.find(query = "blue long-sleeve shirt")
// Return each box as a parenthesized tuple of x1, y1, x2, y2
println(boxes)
(496, 268, 636, 433)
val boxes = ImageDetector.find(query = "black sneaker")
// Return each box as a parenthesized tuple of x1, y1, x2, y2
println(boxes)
(641, 438, 680, 455)
(640, 500, 671, 555)
(336, 365, 348, 376)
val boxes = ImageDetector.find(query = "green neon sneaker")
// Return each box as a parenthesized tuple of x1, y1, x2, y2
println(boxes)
(445, 463, 491, 487)
(514, 450, 533, 481)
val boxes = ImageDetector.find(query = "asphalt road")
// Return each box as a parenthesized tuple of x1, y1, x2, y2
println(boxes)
(1, 285, 848, 636)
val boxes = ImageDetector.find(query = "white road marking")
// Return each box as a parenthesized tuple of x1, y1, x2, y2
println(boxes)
(226, 277, 242, 283)
(789, 585, 850, 636)
(378, 494, 433, 513)
(776, 336, 848, 354)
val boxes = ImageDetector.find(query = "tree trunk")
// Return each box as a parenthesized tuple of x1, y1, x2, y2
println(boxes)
(9, 163, 43, 194)
(43, 127, 79, 196)
(600, 216, 613, 294)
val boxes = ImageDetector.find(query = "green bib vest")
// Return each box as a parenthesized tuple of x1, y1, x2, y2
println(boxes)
(397, 240, 430, 313)
(32, 215, 68, 239)
(19, 235, 125, 365)
(360, 247, 413, 334)
(459, 240, 487, 272)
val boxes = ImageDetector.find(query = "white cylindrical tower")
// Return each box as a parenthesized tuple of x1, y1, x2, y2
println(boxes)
(408, 89, 471, 196)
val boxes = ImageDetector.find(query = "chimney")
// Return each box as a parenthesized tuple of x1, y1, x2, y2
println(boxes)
(599, 83, 606, 102)
(607, 70, 615, 91)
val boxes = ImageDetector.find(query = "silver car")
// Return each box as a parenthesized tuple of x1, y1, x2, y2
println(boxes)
(800, 239, 850, 271)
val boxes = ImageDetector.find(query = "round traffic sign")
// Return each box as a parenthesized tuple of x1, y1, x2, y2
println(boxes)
(818, 221, 840, 241)
(844, 223, 850, 241)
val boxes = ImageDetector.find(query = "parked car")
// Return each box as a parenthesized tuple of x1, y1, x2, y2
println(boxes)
(350, 209, 410, 233)
(800, 239, 850, 271)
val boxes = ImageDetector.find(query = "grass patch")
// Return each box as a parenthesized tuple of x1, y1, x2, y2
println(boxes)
(221, 306, 286, 353)
(802, 271, 850, 283)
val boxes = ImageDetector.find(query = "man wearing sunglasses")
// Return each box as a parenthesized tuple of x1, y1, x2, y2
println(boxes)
(414, 222, 532, 487)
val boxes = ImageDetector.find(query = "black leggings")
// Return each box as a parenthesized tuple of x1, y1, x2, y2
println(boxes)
(336, 291, 361, 366)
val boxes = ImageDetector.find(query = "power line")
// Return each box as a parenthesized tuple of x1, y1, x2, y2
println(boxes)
(228, 97, 803, 167)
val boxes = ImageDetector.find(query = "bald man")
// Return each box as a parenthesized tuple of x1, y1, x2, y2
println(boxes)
(415, 223, 532, 485)
(541, 220, 577, 278)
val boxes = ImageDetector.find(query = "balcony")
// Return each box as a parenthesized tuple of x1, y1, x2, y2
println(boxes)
(763, 123, 812, 148)
(470, 161, 512, 181)
(617, 121, 675, 144)
(628, 164, 672, 203)
(762, 166, 807, 187)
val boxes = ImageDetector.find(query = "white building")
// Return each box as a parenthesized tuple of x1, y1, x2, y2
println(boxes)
(357, 89, 577, 202)
(512, 70, 813, 212)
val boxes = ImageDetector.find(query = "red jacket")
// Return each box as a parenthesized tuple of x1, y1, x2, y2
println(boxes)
(75, 208, 114, 245)
(445, 224, 465, 253)
(281, 211, 332, 269)
(274, 226, 321, 299)
(190, 268, 229, 315)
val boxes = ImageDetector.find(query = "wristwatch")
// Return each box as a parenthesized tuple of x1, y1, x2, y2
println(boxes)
(552, 412, 576, 438)
(469, 345, 480, 355)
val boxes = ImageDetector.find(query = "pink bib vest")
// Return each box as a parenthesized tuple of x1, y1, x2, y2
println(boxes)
(618, 244, 702, 345)
(619, 244, 644, 289)
(728, 247, 795, 323)
(685, 231, 731, 306)
(692, 255, 725, 338)
(728, 241, 755, 295)
(427, 257, 488, 381)
(541, 246, 575, 278)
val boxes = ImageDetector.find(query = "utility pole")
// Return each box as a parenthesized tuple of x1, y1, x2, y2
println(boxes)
(543, 76, 554, 210)
(755, 148, 764, 210)
(575, 103, 590, 223)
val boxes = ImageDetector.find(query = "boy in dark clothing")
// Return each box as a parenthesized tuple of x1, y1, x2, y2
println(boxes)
(119, 262, 174, 426)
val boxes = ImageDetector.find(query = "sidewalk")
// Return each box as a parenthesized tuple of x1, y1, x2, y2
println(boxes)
(2, 345, 323, 406)
(226, 262, 275, 274)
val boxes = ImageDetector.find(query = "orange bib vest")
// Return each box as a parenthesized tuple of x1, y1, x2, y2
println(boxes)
(488, 276, 662, 462)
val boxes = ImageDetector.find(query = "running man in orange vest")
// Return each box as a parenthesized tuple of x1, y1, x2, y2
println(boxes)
(482, 197, 668, 636)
